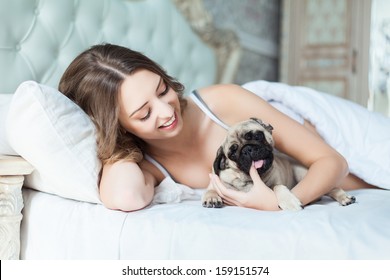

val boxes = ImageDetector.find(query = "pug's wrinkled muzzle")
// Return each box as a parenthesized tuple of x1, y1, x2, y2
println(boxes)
(237, 144, 274, 175)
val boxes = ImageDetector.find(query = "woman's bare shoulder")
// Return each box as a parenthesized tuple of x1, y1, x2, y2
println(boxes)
(197, 84, 270, 126)
(198, 83, 246, 100)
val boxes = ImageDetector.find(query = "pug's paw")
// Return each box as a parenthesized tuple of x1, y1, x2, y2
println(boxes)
(327, 188, 356, 206)
(340, 195, 356, 206)
(273, 184, 303, 211)
(202, 190, 223, 208)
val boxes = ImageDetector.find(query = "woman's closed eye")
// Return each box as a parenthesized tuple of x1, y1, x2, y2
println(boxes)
(140, 109, 151, 121)
(139, 82, 169, 121)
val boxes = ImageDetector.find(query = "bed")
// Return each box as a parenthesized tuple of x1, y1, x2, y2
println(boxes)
(1, 0, 390, 261)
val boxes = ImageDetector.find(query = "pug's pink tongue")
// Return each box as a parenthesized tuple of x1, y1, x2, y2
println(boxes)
(253, 160, 264, 169)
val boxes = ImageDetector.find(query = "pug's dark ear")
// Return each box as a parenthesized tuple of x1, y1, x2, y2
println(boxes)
(213, 147, 227, 176)
(250, 117, 273, 134)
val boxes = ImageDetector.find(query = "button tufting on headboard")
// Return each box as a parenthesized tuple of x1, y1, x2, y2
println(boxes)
(0, 0, 219, 94)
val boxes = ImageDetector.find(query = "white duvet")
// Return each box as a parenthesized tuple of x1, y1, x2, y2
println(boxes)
(243, 80, 390, 190)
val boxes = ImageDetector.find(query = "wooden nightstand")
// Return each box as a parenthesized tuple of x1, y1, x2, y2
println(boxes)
(0, 155, 33, 260)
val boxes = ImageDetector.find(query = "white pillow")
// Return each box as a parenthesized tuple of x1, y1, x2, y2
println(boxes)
(0, 94, 17, 155)
(6, 81, 102, 203)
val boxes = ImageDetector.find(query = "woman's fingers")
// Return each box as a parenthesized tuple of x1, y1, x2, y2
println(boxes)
(249, 163, 263, 185)
(209, 173, 228, 197)
(209, 173, 246, 206)
(209, 163, 279, 210)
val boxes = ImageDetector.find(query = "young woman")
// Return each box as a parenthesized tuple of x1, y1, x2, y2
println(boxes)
(59, 43, 375, 212)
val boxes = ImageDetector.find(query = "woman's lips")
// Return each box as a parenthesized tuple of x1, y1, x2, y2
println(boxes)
(159, 113, 177, 129)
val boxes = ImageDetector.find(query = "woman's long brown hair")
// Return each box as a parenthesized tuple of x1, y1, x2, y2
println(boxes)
(59, 44, 186, 166)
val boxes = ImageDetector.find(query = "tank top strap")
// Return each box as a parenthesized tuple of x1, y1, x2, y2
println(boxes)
(190, 90, 229, 130)
(144, 154, 172, 178)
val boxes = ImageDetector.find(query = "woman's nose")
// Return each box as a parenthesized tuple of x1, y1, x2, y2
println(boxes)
(155, 99, 173, 118)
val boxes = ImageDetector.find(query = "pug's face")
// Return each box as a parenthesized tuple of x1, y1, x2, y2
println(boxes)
(214, 118, 274, 178)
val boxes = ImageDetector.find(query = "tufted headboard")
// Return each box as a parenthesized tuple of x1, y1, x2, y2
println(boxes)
(0, 0, 240, 94)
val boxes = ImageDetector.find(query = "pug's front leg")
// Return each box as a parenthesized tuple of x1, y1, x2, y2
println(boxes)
(273, 184, 303, 211)
(202, 189, 223, 208)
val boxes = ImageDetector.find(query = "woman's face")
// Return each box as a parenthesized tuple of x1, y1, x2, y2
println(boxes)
(118, 70, 183, 141)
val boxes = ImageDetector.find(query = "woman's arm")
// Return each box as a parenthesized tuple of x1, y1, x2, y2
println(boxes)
(201, 84, 349, 209)
(99, 160, 156, 211)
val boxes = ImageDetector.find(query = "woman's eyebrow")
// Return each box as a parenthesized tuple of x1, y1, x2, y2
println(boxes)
(129, 77, 162, 118)
(129, 102, 147, 117)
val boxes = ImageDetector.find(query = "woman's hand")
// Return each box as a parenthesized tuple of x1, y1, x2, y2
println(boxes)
(210, 163, 280, 211)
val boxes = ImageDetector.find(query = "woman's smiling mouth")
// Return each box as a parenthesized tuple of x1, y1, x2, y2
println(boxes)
(159, 113, 177, 129)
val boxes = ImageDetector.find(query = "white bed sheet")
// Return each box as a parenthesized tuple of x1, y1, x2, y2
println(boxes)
(21, 188, 390, 259)
(21, 190, 128, 259)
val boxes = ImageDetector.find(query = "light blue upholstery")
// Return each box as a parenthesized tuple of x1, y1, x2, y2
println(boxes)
(0, 0, 217, 94)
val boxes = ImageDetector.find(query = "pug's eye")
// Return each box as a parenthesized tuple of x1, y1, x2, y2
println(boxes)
(253, 131, 265, 141)
(244, 131, 253, 140)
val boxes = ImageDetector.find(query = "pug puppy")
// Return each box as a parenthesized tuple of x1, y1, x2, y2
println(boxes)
(202, 118, 356, 210)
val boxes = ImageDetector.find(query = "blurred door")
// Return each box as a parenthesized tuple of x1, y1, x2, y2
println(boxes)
(280, 0, 371, 106)
(369, 0, 390, 116)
